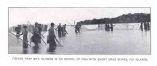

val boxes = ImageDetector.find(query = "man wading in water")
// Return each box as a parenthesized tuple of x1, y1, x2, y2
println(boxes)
(31, 22, 41, 49)
(47, 23, 57, 52)
(21, 25, 28, 48)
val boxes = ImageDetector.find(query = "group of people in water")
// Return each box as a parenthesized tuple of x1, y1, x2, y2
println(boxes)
(140, 22, 150, 31)
(56, 23, 68, 37)
(13, 22, 69, 52)
(105, 23, 113, 31)
(97, 23, 113, 31)
(12, 21, 150, 53)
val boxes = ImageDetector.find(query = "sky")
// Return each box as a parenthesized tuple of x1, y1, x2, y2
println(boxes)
(9, 8, 150, 27)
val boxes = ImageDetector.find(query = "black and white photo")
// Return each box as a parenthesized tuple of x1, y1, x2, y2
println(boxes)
(8, 7, 151, 55)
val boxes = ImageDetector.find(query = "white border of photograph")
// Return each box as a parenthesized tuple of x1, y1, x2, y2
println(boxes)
(0, 0, 156, 66)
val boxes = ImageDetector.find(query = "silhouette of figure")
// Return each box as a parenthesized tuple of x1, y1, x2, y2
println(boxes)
(38, 24, 42, 43)
(21, 25, 28, 48)
(140, 22, 144, 31)
(147, 22, 150, 30)
(31, 22, 41, 48)
(75, 23, 81, 33)
(47, 23, 57, 52)
(15, 25, 21, 39)
(75, 24, 78, 33)
(62, 24, 68, 36)
(105, 24, 108, 31)
(44, 25, 48, 31)
(57, 23, 62, 37)
(110, 23, 113, 31)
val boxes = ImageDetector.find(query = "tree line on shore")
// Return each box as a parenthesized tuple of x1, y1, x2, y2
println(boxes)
(78, 13, 150, 25)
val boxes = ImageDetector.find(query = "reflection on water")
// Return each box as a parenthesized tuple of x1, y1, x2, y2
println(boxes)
(32, 46, 40, 54)
(8, 24, 151, 55)
(23, 48, 28, 54)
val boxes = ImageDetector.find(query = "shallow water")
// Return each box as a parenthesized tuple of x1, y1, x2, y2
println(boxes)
(8, 24, 151, 55)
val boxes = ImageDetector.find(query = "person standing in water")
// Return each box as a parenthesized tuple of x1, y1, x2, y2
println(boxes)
(57, 23, 62, 38)
(31, 22, 41, 48)
(47, 23, 57, 52)
(38, 24, 42, 43)
(140, 22, 144, 31)
(75, 23, 81, 33)
(62, 24, 68, 36)
(15, 25, 21, 39)
(110, 23, 113, 31)
(21, 25, 28, 48)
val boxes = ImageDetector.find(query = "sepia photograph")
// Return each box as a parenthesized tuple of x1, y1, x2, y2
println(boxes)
(8, 7, 151, 55)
